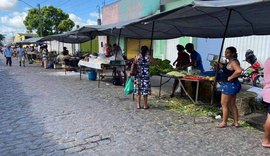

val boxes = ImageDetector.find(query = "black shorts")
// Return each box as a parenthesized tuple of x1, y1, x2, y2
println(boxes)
(264, 101, 270, 114)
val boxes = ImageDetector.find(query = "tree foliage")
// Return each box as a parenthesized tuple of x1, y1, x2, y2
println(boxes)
(0, 34, 5, 41)
(23, 6, 75, 37)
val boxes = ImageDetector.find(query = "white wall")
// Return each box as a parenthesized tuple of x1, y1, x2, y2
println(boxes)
(165, 38, 179, 65)
(45, 41, 80, 55)
(223, 35, 270, 69)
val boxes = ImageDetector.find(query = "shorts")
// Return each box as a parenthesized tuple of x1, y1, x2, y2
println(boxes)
(263, 101, 270, 114)
(220, 80, 241, 95)
(18, 56, 25, 61)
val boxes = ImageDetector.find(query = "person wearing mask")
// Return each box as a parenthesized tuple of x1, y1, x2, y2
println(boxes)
(215, 46, 242, 128)
(3, 45, 13, 66)
(262, 57, 270, 148)
(17, 45, 26, 67)
(170, 44, 191, 97)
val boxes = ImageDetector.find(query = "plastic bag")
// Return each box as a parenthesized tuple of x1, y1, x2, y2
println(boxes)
(123, 78, 134, 95)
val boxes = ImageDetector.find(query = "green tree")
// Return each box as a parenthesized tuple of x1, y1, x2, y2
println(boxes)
(0, 34, 5, 41)
(0, 34, 4, 46)
(23, 6, 75, 37)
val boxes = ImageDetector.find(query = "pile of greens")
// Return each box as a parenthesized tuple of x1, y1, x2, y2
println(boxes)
(150, 59, 175, 76)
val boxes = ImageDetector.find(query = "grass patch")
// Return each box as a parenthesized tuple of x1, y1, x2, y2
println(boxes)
(159, 98, 254, 129)
(163, 98, 220, 117)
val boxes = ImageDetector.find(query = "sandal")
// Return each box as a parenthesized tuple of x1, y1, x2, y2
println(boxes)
(143, 106, 149, 109)
(215, 123, 227, 128)
(231, 123, 241, 128)
(262, 143, 270, 148)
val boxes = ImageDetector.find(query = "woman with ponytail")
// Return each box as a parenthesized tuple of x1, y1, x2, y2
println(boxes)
(216, 46, 243, 128)
(133, 45, 152, 109)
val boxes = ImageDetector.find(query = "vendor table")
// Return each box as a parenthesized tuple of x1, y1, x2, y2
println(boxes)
(78, 60, 127, 88)
(159, 74, 215, 104)
(26, 52, 37, 62)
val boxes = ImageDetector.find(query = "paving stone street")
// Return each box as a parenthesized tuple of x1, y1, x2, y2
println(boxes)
(0, 54, 269, 156)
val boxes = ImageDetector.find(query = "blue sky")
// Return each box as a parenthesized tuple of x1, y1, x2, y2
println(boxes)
(0, 0, 116, 39)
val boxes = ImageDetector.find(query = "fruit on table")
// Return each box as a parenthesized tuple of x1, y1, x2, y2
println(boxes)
(208, 77, 215, 81)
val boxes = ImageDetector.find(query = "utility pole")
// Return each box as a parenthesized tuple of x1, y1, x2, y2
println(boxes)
(18, 1, 42, 37)
(97, 5, 101, 25)
(37, 4, 43, 37)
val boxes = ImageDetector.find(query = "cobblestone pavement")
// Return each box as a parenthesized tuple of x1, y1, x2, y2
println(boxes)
(0, 55, 269, 156)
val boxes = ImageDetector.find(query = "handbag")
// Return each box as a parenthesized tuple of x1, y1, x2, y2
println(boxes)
(123, 78, 134, 95)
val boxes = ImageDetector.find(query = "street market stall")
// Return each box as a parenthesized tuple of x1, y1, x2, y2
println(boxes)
(78, 54, 127, 88)
(158, 72, 215, 104)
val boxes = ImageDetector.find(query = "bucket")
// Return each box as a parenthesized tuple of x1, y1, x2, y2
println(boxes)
(87, 70, 97, 81)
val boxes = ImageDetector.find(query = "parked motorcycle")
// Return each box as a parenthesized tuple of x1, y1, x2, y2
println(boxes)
(239, 49, 264, 87)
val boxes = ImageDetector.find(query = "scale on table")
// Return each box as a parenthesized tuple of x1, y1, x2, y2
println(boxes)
(207, 53, 226, 69)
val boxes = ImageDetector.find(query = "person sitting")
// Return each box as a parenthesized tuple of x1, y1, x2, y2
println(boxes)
(104, 43, 112, 57)
(56, 47, 71, 63)
(63, 47, 69, 56)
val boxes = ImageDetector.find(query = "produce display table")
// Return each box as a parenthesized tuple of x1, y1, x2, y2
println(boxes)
(78, 60, 126, 88)
(159, 74, 215, 104)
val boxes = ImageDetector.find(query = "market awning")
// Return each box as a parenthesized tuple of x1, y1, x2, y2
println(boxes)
(43, 0, 270, 40)
(108, 0, 270, 39)
(39, 33, 92, 43)
(15, 37, 43, 45)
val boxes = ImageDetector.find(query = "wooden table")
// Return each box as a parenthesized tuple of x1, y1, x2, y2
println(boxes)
(158, 74, 215, 104)
(78, 60, 127, 88)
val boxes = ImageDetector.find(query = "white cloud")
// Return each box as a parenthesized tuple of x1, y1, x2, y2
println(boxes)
(87, 19, 97, 25)
(0, 25, 27, 40)
(89, 12, 99, 18)
(69, 13, 87, 27)
(0, 11, 27, 28)
(0, 0, 17, 10)
(0, 11, 27, 39)
(69, 12, 98, 28)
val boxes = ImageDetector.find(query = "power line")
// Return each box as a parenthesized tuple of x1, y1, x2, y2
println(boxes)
(56, 0, 71, 8)
(18, 0, 43, 37)
(40, 0, 49, 4)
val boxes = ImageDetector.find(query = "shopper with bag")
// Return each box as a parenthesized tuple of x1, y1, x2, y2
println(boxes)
(124, 78, 134, 95)
(130, 46, 152, 109)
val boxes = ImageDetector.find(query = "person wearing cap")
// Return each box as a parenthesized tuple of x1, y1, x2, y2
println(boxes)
(170, 44, 190, 97)
(3, 45, 13, 66)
